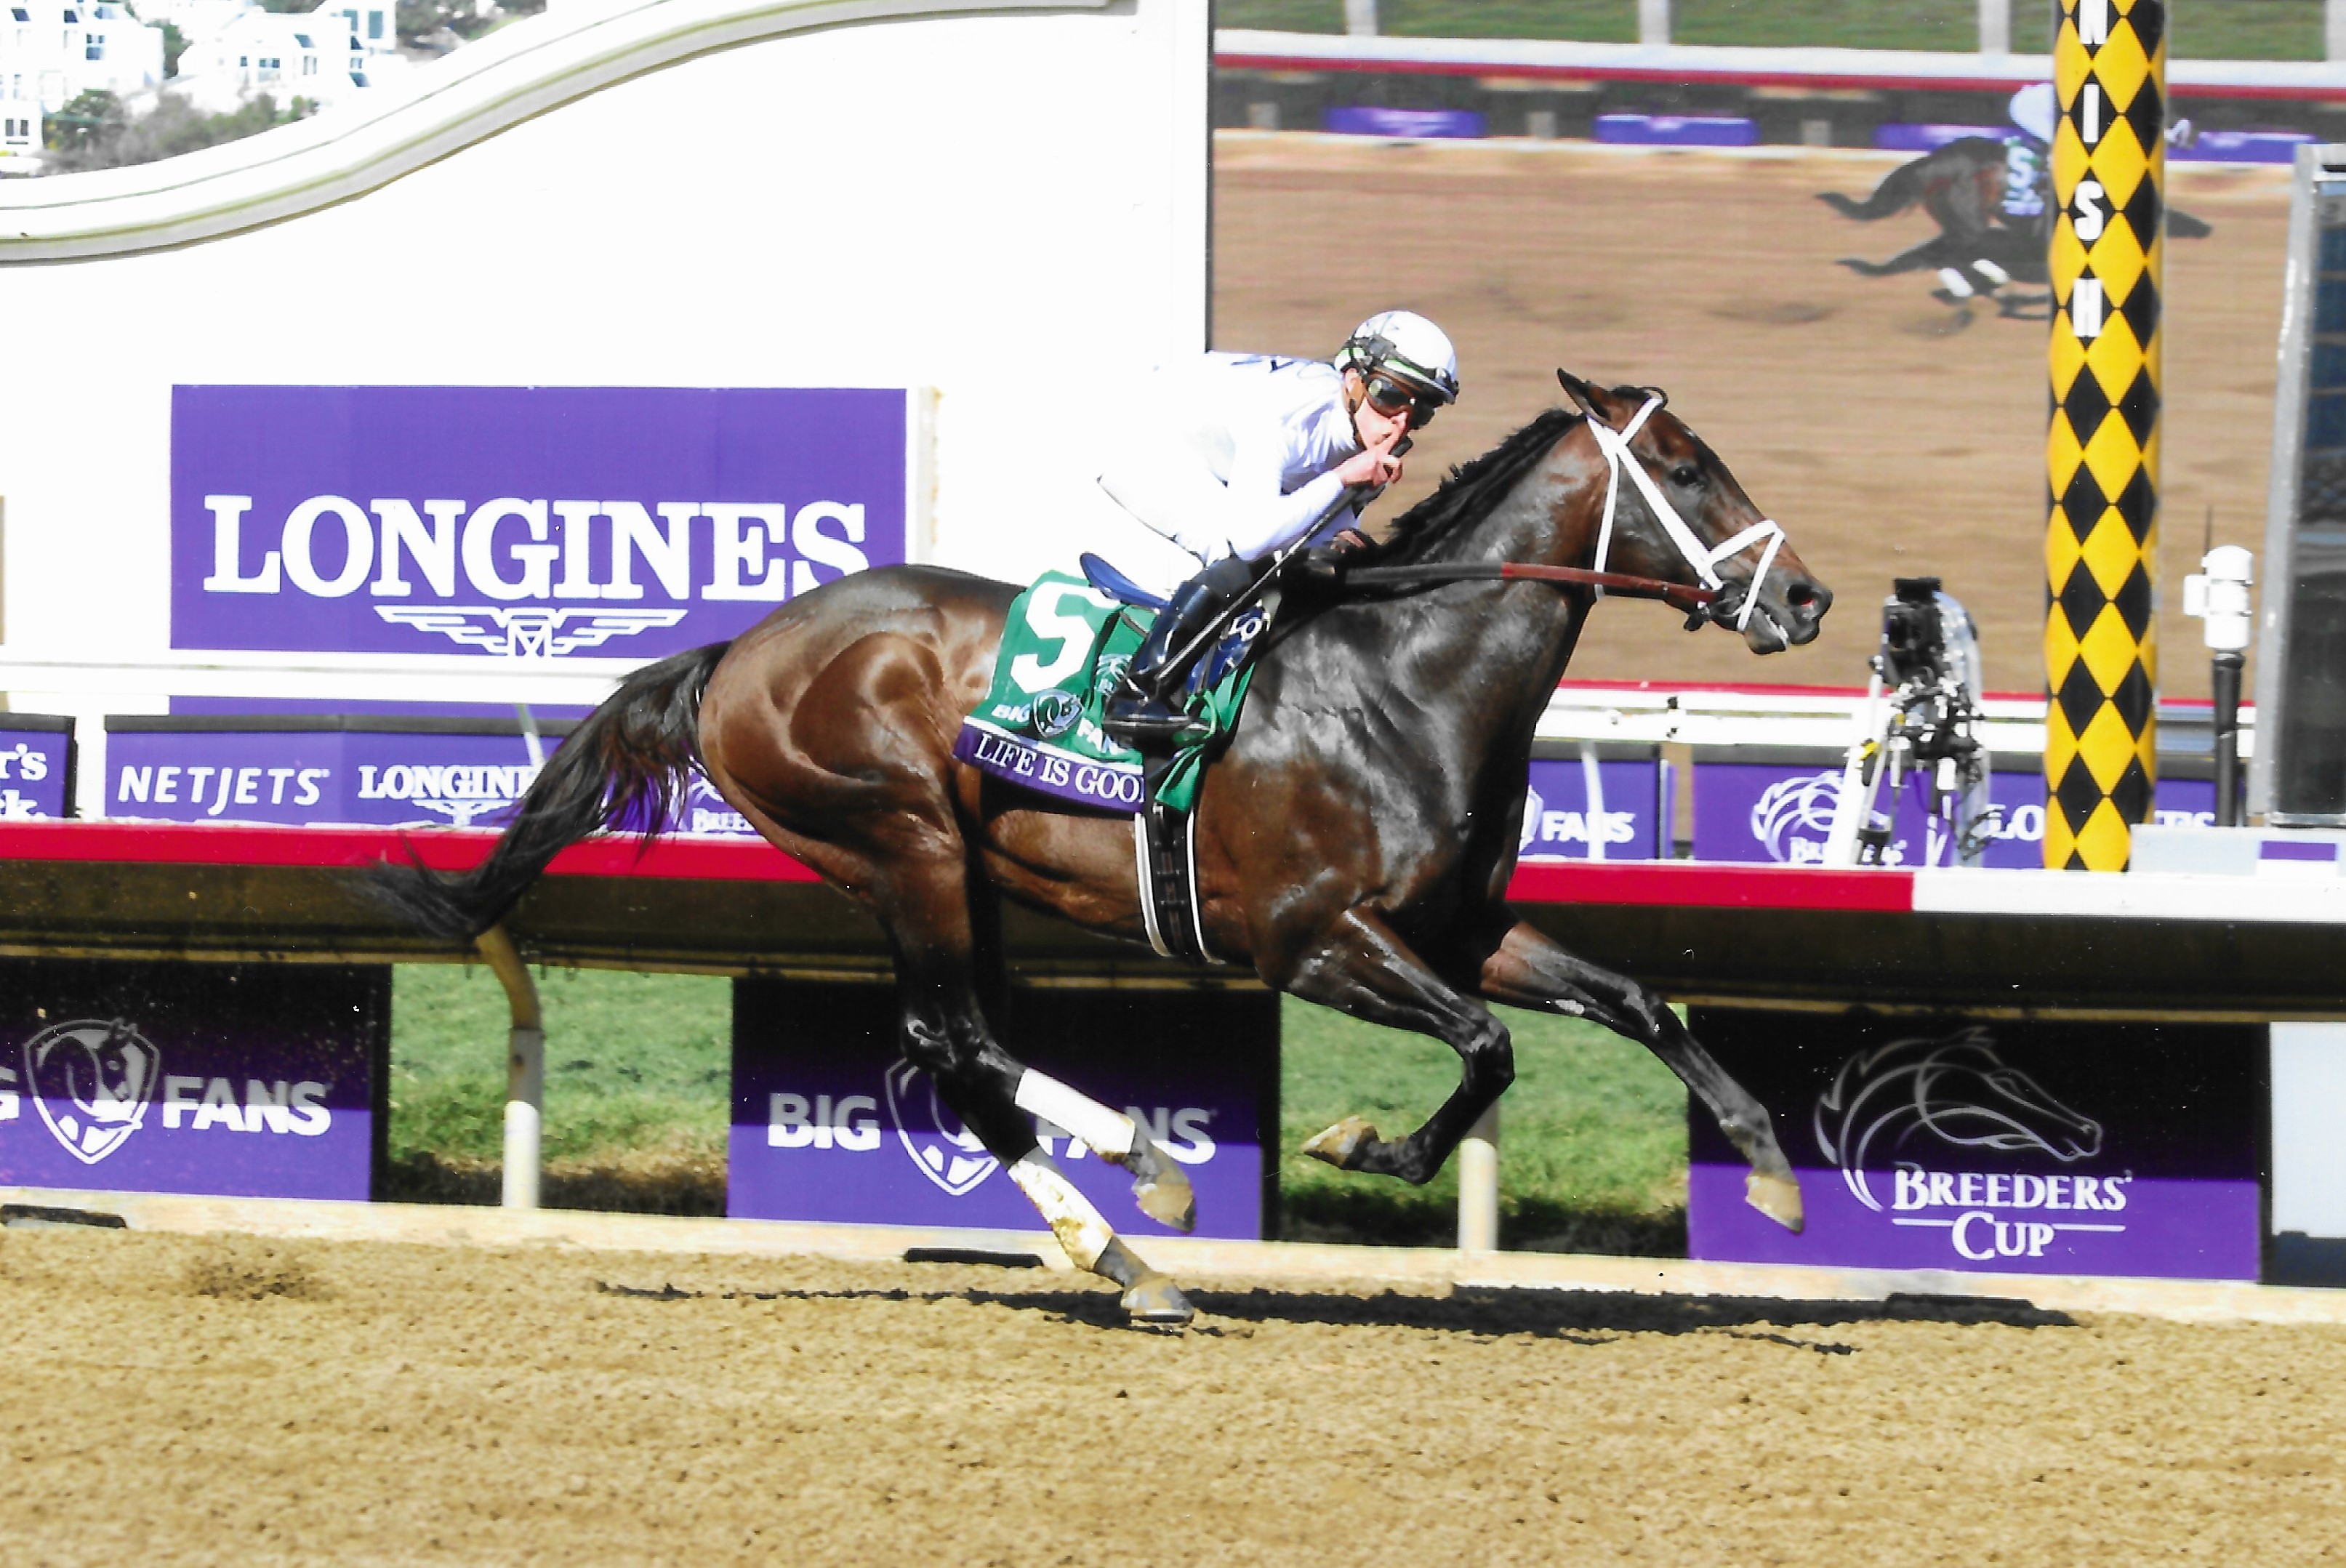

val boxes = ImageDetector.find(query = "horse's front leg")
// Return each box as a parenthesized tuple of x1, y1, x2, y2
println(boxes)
(1283, 907, 1514, 1186)
(1477, 918, 1803, 1233)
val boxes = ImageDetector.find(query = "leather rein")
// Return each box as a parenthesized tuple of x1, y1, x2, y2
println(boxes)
(1337, 559, 1719, 619)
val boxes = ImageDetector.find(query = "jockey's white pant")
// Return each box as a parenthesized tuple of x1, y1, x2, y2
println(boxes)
(1090, 471, 1219, 601)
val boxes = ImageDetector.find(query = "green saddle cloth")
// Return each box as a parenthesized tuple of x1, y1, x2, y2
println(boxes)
(949, 571, 1253, 815)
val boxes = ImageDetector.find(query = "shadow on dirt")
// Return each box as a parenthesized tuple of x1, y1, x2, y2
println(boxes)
(592, 1277, 2073, 1346)
(1279, 1189, 1686, 1258)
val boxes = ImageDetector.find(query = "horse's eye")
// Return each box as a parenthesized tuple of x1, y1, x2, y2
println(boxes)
(1671, 464, 1703, 488)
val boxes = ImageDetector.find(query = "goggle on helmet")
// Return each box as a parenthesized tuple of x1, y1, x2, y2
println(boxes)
(1337, 310, 1461, 407)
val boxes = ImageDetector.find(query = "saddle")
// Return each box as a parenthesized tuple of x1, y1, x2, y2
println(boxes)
(950, 564, 1277, 966)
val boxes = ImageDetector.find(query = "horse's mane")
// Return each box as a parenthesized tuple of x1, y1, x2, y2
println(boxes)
(1370, 407, 1583, 566)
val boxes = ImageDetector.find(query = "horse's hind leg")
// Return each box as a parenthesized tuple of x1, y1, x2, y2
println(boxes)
(969, 880, 1194, 1231)
(1837, 234, 1956, 279)
(1476, 920, 1803, 1233)
(877, 856, 1194, 1323)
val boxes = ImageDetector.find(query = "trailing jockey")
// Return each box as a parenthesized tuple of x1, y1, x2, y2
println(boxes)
(1096, 310, 1460, 746)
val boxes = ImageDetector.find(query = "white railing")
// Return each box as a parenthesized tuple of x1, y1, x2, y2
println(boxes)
(0, 0, 1114, 262)
(1297, 0, 2346, 64)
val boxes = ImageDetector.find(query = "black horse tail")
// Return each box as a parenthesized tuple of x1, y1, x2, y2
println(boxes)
(371, 641, 731, 942)
(1817, 159, 1924, 222)
(2168, 206, 2214, 241)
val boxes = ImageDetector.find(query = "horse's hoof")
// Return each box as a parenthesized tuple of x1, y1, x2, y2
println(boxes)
(1120, 1271, 1194, 1326)
(1303, 1116, 1378, 1170)
(1133, 1164, 1197, 1234)
(1746, 1170, 1804, 1233)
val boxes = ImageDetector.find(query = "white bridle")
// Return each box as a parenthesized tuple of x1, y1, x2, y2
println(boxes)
(1586, 394, 1786, 635)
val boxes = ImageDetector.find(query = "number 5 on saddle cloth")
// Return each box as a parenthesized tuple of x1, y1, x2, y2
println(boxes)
(949, 566, 1274, 965)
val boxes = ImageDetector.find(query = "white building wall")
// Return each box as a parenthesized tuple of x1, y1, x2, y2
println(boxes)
(1, 78, 40, 154)
(0, 0, 164, 110)
(0, 1, 1208, 725)
(315, 1, 393, 55)
(170, 7, 363, 108)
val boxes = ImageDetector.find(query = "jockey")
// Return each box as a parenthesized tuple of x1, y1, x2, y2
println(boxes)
(1096, 309, 1461, 744)
(2001, 83, 2054, 225)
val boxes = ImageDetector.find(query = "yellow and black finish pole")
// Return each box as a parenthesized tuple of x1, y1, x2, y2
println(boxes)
(2045, 0, 2164, 870)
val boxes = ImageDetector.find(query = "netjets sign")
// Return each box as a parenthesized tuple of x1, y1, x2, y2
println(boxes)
(170, 386, 910, 659)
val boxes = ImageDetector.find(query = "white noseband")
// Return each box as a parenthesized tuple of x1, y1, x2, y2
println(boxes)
(1586, 394, 1785, 634)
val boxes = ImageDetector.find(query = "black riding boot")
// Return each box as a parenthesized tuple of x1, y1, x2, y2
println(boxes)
(1104, 557, 1255, 748)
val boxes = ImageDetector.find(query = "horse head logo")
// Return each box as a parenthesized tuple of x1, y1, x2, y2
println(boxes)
(25, 1018, 162, 1165)
(882, 1058, 999, 1196)
(1030, 689, 1083, 741)
(1812, 1026, 2102, 1211)
(1750, 771, 1843, 864)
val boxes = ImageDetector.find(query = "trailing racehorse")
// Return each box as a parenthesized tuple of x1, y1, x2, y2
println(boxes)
(1820, 136, 2211, 316)
(373, 371, 1834, 1323)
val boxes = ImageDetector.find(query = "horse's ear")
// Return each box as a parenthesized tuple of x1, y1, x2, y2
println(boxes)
(1555, 369, 1602, 419)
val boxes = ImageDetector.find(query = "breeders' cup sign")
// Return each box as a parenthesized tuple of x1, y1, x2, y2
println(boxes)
(171, 386, 909, 659)
(0, 960, 383, 1201)
(0, 720, 71, 821)
(729, 980, 1274, 1239)
(1691, 748, 2217, 868)
(1685, 1008, 2263, 1281)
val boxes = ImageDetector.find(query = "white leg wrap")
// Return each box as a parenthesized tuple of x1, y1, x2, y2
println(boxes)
(1014, 1069, 1139, 1159)
(1005, 1149, 1116, 1271)
(1973, 257, 2011, 287)
(1937, 267, 1975, 298)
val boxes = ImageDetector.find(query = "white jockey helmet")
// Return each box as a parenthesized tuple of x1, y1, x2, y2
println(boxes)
(1337, 310, 1461, 406)
(2009, 83, 2057, 145)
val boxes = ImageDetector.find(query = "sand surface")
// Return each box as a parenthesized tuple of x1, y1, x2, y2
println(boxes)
(6, 1226, 2344, 1565)
(1213, 137, 2294, 699)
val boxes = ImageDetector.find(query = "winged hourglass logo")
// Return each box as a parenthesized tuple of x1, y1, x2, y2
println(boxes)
(375, 606, 687, 656)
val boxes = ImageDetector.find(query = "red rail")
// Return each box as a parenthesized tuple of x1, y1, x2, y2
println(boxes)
(0, 821, 1917, 910)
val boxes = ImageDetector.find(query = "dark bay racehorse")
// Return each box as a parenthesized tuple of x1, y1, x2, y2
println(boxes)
(375, 371, 1834, 1323)
(1821, 136, 2211, 315)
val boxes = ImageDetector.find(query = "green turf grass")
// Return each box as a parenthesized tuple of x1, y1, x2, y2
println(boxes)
(386, 965, 1690, 1251)
(384, 963, 732, 1211)
(1277, 994, 1687, 1253)
(1213, 0, 2325, 59)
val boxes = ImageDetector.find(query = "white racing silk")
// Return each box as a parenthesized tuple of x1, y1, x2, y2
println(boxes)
(1096, 353, 1365, 581)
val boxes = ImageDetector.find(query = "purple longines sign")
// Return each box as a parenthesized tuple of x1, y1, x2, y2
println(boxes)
(731, 980, 1276, 1240)
(1519, 748, 1666, 862)
(0, 717, 73, 820)
(0, 960, 384, 1201)
(172, 386, 908, 660)
(1691, 747, 2217, 868)
(108, 720, 553, 829)
(1687, 1008, 2264, 1281)
(104, 718, 768, 837)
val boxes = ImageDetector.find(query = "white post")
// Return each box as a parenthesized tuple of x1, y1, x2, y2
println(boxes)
(2331, 0, 2346, 63)
(1638, 0, 1669, 47)
(475, 924, 545, 1210)
(1343, 0, 1376, 37)
(1458, 1101, 1500, 1253)
(1979, 0, 2011, 55)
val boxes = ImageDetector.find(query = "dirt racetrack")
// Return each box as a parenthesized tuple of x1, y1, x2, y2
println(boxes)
(7, 1226, 2346, 1565)
(1214, 137, 2293, 699)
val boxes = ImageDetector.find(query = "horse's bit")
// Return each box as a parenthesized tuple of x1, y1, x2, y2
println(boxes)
(1587, 394, 1785, 634)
